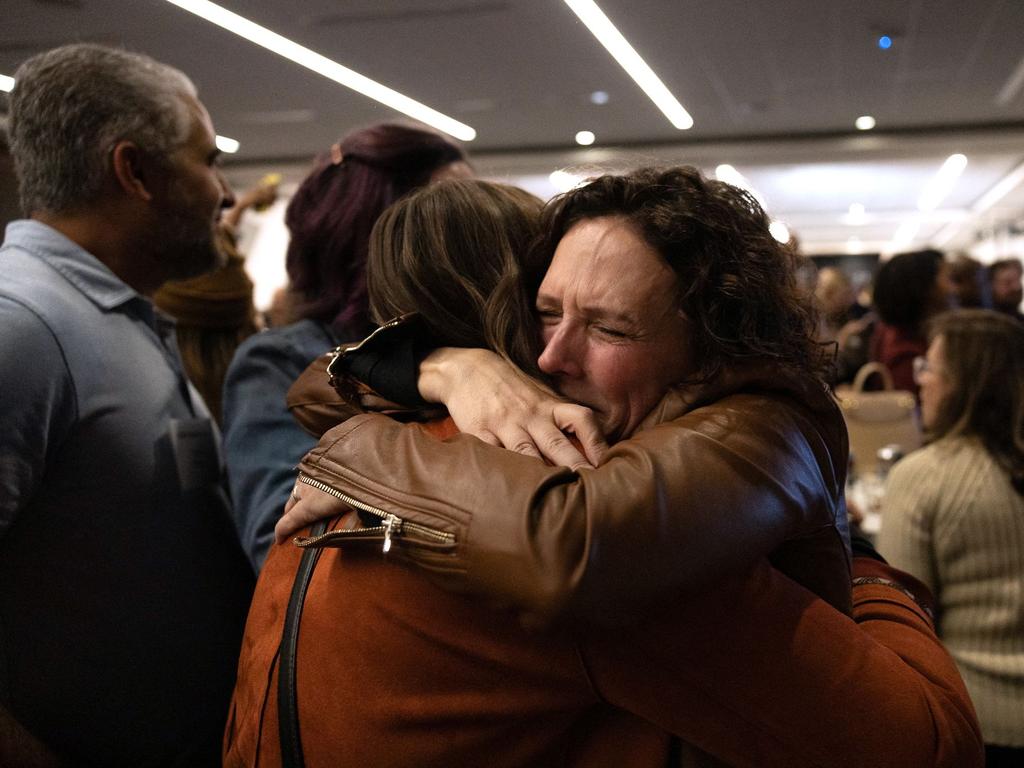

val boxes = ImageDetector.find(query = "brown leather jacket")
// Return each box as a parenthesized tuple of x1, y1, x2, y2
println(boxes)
(287, 341, 852, 625)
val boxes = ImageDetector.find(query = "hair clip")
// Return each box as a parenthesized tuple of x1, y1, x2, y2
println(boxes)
(330, 143, 344, 165)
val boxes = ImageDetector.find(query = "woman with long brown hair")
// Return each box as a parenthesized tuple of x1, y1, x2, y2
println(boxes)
(880, 308, 1024, 766)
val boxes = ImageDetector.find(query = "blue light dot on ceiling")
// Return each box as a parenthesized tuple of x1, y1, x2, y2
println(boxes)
(878, 35, 893, 50)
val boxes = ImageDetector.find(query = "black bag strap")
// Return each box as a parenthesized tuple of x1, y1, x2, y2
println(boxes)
(279, 519, 329, 768)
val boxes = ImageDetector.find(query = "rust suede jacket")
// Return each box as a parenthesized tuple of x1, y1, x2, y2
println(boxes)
(225, 522, 981, 767)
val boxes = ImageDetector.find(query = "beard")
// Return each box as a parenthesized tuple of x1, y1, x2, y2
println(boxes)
(150, 199, 226, 283)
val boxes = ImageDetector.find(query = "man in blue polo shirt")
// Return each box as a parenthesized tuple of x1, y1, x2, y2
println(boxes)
(0, 44, 253, 766)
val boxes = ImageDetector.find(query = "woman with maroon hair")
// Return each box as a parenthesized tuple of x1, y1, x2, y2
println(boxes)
(222, 123, 468, 570)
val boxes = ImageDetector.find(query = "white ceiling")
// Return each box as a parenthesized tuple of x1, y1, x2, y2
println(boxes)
(3, 0, 1024, 256)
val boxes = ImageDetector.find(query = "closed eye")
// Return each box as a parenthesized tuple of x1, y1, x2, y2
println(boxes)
(537, 309, 562, 324)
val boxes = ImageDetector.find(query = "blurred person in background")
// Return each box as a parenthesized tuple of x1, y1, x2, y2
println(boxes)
(814, 265, 875, 384)
(0, 43, 253, 767)
(814, 266, 855, 340)
(949, 253, 990, 309)
(222, 122, 469, 570)
(870, 248, 953, 395)
(879, 309, 1024, 767)
(988, 258, 1023, 322)
(153, 182, 276, 423)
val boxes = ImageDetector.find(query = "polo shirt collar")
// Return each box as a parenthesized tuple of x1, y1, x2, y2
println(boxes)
(4, 219, 140, 311)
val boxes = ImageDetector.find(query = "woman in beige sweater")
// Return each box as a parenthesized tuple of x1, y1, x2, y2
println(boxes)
(880, 309, 1024, 767)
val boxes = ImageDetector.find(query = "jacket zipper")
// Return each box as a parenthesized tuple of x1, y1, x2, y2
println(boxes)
(296, 472, 455, 553)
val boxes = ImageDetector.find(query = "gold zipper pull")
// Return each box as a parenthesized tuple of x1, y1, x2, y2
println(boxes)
(382, 514, 401, 553)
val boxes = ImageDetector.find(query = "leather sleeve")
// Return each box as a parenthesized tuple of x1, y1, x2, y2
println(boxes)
(581, 558, 982, 768)
(297, 390, 850, 625)
(286, 351, 362, 438)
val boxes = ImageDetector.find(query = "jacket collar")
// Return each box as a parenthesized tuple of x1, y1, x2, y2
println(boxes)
(636, 362, 839, 434)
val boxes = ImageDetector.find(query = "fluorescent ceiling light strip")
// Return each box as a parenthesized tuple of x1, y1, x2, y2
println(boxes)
(996, 54, 1024, 106)
(931, 160, 1024, 247)
(931, 221, 962, 248)
(917, 153, 967, 212)
(162, 0, 476, 141)
(0, 74, 15, 93)
(891, 217, 921, 249)
(973, 159, 1024, 213)
(564, 0, 693, 129)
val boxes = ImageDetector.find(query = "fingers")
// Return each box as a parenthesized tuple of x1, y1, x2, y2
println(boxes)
(275, 502, 314, 544)
(474, 428, 503, 448)
(531, 423, 590, 471)
(284, 480, 301, 513)
(274, 483, 350, 544)
(552, 403, 609, 466)
(501, 428, 543, 461)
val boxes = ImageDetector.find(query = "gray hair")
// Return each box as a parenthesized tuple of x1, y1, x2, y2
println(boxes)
(8, 43, 198, 214)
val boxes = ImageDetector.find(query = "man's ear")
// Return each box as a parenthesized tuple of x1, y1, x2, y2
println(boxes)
(111, 141, 156, 202)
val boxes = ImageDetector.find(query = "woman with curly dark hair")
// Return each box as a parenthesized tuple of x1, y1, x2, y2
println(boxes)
(521, 166, 831, 392)
(880, 309, 1024, 765)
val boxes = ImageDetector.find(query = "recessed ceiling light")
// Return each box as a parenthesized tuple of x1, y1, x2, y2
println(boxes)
(564, 0, 693, 129)
(0, 74, 15, 93)
(855, 115, 876, 131)
(162, 0, 476, 141)
(589, 90, 609, 105)
(575, 130, 596, 146)
(769, 221, 790, 244)
(215, 135, 240, 154)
